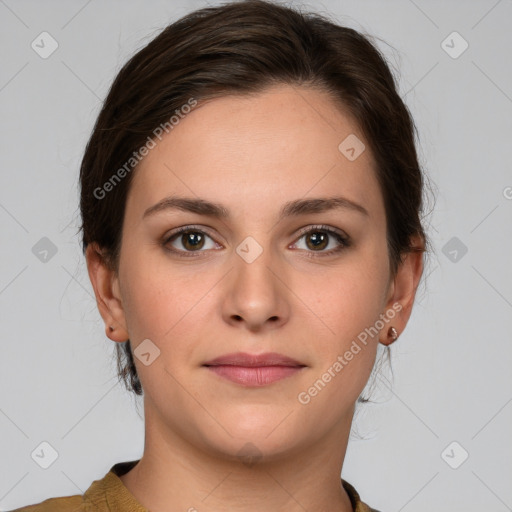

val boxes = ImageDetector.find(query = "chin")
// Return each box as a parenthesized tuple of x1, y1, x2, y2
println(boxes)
(194, 412, 309, 465)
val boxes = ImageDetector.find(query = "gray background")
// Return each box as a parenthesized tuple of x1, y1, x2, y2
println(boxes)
(1, 0, 511, 510)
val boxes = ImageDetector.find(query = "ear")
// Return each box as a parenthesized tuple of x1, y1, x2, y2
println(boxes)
(85, 243, 129, 343)
(379, 235, 425, 346)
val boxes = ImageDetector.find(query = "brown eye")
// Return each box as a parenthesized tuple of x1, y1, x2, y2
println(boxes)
(293, 225, 350, 257)
(163, 227, 218, 256)
(179, 231, 206, 251)
(305, 231, 329, 251)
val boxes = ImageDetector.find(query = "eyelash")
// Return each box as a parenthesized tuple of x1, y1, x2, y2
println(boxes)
(162, 224, 351, 259)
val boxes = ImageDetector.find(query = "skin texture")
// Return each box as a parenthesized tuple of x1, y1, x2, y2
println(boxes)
(86, 83, 424, 512)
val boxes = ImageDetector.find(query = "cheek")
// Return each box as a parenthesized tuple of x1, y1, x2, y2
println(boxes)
(118, 262, 206, 399)
(293, 287, 382, 421)
(293, 252, 389, 398)
(118, 250, 223, 370)
(300, 253, 389, 350)
(121, 269, 203, 341)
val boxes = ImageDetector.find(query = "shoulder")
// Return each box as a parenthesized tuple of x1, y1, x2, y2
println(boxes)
(9, 494, 83, 511)
(342, 478, 382, 512)
(10, 460, 141, 512)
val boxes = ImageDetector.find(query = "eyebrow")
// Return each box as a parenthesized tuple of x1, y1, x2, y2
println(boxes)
(143, 195, 369, 221)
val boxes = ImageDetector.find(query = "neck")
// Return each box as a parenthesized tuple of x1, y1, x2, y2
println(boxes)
(120, 402, 355, 512)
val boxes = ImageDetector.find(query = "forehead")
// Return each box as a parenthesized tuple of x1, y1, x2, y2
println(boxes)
(128, 84, 384, 222)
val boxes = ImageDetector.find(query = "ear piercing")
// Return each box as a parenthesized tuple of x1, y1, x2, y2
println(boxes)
(109, 326, 115, 332)
(388, 326, 398, 342)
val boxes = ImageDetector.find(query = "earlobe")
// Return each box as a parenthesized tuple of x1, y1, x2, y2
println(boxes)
(105, 323, 128, 342)
(85, 243, 129, 343)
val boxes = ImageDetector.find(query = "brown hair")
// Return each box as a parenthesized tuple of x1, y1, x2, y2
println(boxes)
(79, 0, 432, 395)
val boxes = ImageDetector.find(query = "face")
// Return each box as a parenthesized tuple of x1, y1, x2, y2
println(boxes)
(89, 84, 417, 462)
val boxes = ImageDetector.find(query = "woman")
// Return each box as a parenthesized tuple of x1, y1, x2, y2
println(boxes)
(14, 0, 429, 510)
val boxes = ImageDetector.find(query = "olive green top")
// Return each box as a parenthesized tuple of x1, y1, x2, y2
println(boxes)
(12, 460, 380, 512)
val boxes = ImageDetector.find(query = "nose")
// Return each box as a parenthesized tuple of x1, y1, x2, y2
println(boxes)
(222, 241, 290, 332)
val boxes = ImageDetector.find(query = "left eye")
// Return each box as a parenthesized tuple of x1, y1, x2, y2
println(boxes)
(291, 226, 349, 254)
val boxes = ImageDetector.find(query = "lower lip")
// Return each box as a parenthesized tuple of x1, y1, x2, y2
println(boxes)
(205, 365, 304, 386)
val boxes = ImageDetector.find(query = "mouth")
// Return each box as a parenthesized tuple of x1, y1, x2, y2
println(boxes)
(202, 352, 307, 387)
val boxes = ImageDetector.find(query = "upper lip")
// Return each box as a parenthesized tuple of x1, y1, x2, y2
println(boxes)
(203, 352, 306, 367)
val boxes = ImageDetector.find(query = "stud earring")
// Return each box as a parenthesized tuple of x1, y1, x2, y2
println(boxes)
(109, 325, 115, 332)
(388, 326, 398, 342)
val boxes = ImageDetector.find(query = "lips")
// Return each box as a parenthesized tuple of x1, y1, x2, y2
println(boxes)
(203, 352, 305, 367)
(203, 352, 306, 387)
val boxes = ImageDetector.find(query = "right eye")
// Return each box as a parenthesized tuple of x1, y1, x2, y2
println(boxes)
(162, 226, 221, 257)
